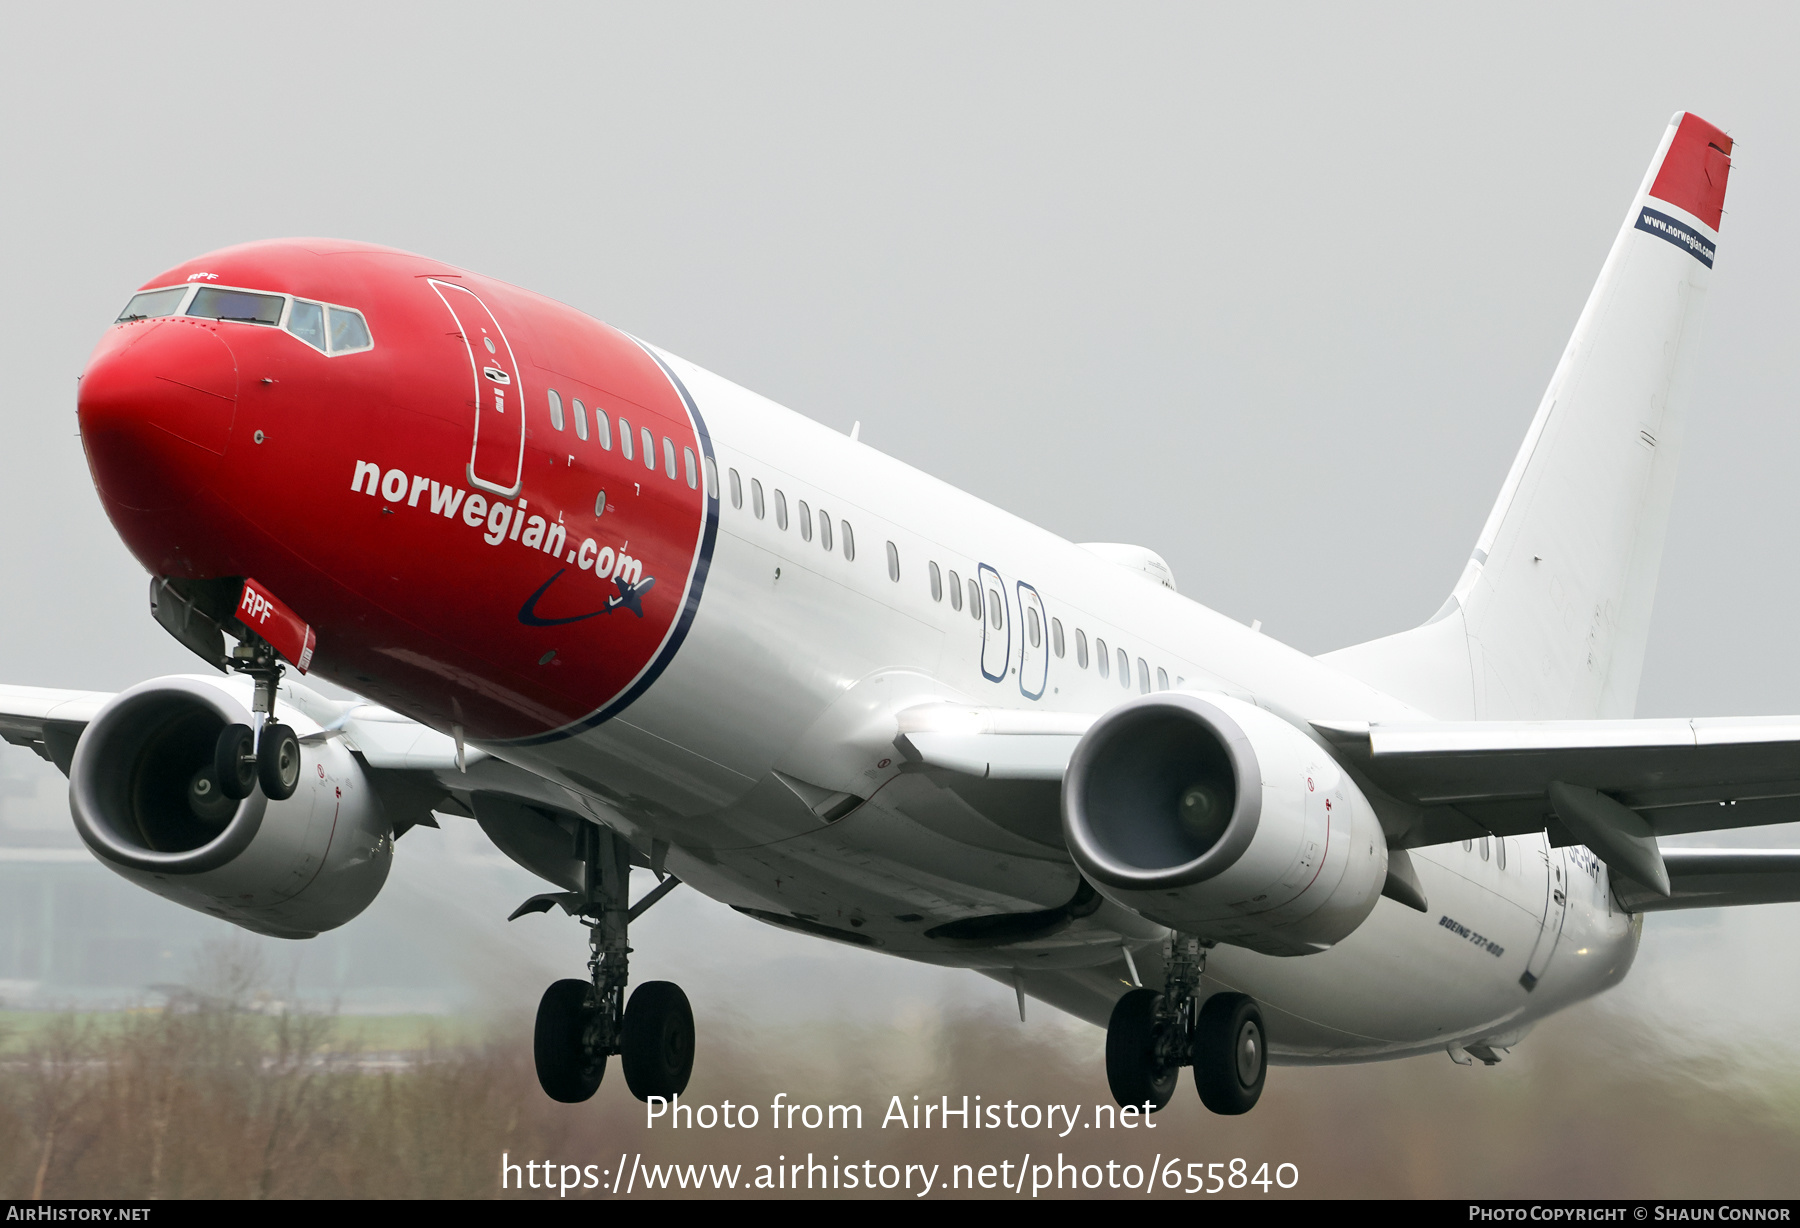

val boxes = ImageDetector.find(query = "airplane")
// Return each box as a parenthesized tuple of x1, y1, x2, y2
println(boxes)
(2, 109, 1791, 1116)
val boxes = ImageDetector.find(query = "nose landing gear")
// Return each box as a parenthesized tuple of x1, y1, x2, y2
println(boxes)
(513, 826, 692, 1104)
(213, 632, 301, 802)
(1104, 935, 1268, 1116)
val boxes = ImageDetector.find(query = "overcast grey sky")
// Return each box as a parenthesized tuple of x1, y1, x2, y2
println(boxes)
(5, 1, 1800, 1183)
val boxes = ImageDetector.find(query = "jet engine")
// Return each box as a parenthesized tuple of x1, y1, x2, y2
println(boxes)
(69, 676, 392, 939)
(1063, 692, 1386, 956)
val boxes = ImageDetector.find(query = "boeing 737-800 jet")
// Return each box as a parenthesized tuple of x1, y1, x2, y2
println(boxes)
(3, 111, 1790, 1116)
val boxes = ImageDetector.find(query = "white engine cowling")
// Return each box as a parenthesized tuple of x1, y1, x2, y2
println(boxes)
(69, 676, 392, 939)
(1063, 692, 1387, 956)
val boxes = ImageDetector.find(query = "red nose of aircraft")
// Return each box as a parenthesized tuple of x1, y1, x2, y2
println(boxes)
(79, 316, 237, 512)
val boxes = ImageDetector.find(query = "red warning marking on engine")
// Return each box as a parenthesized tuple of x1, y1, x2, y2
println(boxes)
(237, 577, 317, 673)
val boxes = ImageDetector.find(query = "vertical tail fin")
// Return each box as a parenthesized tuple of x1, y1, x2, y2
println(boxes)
(1324, 112, 1733, 720)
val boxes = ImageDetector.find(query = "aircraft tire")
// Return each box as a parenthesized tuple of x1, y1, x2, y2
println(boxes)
(1105, 987, 1178, 1111)
(534, 979, 605, 1103)
(214, 724, 257, 800)
(1193, 992, 1266, 1115)
(621, 980, 695, 1101)
(257, 723, 302, 801)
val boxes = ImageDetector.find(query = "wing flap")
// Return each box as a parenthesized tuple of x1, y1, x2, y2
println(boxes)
(1318, 716, 1800, 844)
(1614, 849, 1800, 912)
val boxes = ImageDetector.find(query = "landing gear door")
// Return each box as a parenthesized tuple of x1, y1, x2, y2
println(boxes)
(429, 280, 525, 498)
(1519, 845, 1568, 991)
(1016, 581, 1047, 700)
(977, 564, 1010, 684)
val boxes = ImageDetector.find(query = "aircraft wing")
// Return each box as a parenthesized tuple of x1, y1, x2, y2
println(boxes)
(0, 684, 113, 773)
(897, 703, 1800, 906)
(1614, 849, 1800, 912)
(1314, 717, 1800, 847)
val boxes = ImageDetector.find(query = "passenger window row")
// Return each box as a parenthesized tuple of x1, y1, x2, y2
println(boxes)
(921, 557, 1183, 692)
(544, 390, 698, 490)
(724, 466, 860, 564)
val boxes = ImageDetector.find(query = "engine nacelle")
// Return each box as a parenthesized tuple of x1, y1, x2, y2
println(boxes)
(69, 676, 392, 939)
(1063, 692, 1386, 956)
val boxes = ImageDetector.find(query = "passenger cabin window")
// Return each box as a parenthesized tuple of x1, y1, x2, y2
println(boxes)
(683, 447, 698, 489)
(1027, 607, 1041, 648)
(728, 468, 742, 510)
(968, 580, 983, 621)
(948, 570, 963, 611)
(774, 489, 788, 530)
(1051, 618, 1064, 658)
(1075, 629, 1088, 668)
(1480, 837, 1491, 862)
(547, 389, 565, 431)
(572, 398, 589, 441)
(1156, 667, 1169, 690)
(886, 541, 899, 581)
(1117, 648, 1130, 688)
(1137, 658, 1150, 693)
(987, 588, 1002, 629)
(663, 437, 676, 479)
(1096, 638, 1109, 678)
(703, 457, 719, 500)
(929, 560, 943, 601)
(843, 522, 855, 561)
(327, 306, 373, 353)
(1497, 839, 1508, 870)
(619, 419, 635, 460)
(286, 299, 326, 350)
(798, 500, 813, 541)
(641, 427, 655, 470)
(751, 479, 765, 519)
(117, 286, 188, 322)
(596, 408, 612, 449)
(819, 510, 833, 552)
(189, 286, 282, 326)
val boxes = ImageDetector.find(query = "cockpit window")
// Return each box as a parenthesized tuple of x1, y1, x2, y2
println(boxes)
(286, 299, 326, 350)
(327, 306, 373, 354)
(188, 286, 284, 326)
(116, 287, 189, 322)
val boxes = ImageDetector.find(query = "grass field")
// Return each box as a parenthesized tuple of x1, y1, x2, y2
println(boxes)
(4, 990, 1799, 1199)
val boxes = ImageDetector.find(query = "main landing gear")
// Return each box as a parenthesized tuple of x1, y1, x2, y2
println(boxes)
(1105, 934, 1268, 1116)
(206, 632, 302, 807)
(513, 825, 692, 1104)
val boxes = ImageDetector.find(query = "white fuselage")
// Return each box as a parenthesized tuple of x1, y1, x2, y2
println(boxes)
(475, 346, 1640, 1063)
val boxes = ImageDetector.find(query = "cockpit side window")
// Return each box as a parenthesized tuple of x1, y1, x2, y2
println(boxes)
(188, 286, 284, 325)
(327, 306, 373, 354)
(286, 299, 326, 350)
(116, 287, 189, 323)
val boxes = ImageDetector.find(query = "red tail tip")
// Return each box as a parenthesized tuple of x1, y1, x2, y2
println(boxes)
(1649, 112, 1732, 231)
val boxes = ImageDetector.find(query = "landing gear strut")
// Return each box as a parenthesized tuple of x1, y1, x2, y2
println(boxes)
(212, 631, 300, 802)
(517, 826, 692, 1104)
(1104, 934, 1268, 1116)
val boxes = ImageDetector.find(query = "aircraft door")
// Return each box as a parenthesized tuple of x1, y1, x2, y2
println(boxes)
(429, 280, 525, 497)
(1017, 581, 1047, 700)
(1519, 843, 1569, 991)
(977, 564, 1010, 683)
